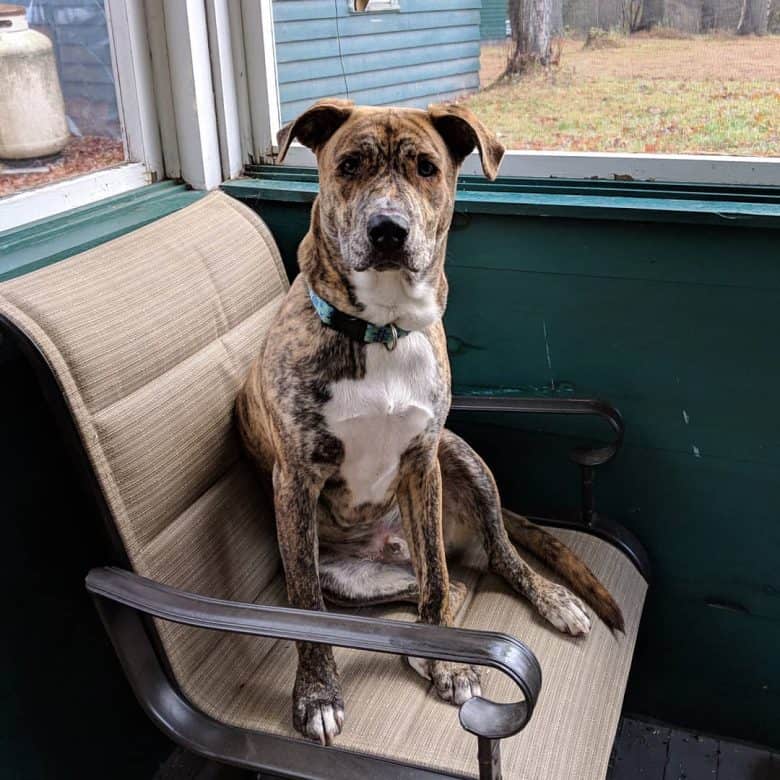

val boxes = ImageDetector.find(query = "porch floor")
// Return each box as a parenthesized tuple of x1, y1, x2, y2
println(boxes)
(608, 718, 779, 780)
(154, 717, 780, 779)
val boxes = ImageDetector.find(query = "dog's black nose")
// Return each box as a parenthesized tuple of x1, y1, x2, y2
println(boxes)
(368, 214, 408, 252)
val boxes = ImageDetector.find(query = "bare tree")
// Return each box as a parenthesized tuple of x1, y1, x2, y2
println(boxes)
(737, 0, 754, 31)
(506, 0, 553, 76)
(622, 0, 645, 30)
(737, 0, 770, 32)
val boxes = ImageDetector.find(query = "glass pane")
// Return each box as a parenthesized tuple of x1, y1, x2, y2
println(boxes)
(472, 2, 779, 156)
(0, 1, 125, 200)
(272, 0, 778, 159)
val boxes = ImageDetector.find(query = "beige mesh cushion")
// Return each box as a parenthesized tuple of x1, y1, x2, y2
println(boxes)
(0, 190, 646, 780)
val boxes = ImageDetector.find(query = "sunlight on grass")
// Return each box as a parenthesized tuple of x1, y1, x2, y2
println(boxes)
(465, 35, 780, 156)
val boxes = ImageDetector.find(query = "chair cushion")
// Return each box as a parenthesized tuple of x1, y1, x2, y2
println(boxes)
(0, 190, 646, 779)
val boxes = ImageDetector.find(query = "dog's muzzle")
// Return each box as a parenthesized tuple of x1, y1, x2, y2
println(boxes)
(365, 213, 409, 269)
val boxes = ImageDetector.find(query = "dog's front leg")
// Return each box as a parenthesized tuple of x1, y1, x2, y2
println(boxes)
(273, 464, 343, 745)
(398, 459, 482, 705)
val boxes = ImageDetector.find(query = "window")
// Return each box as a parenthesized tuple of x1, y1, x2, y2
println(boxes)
(268, 0, 780, 185)
(0, 0, 166, 232)
(352, 0, 402, 12)
(0, 1, 124, 198)
(472, 1, 779, 159)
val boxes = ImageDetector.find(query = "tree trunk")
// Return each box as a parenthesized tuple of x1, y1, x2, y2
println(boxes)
(737, 0, 752, 31)
(622, 0, 645, 31)
(736, 0, 767, 32)
(506, 0, 553, 76)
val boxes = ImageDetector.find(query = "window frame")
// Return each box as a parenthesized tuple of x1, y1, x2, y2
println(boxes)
(275, 142, 780, 187)
(350, 0, 402, 13)
(0, 1, 163, 232)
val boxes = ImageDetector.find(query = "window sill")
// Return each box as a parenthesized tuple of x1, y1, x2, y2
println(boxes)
(223, 167, 780, 230)
(0, 162, 152, 233)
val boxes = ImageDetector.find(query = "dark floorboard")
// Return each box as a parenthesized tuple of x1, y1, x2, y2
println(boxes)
(608, 718, 780, 780)
(157, 717, 780, 779)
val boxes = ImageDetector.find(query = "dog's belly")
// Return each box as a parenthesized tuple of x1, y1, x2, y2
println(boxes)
(323, 332, 438, 509)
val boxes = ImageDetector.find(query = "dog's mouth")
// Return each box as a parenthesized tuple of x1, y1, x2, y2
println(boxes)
(353, 252, 412, 273)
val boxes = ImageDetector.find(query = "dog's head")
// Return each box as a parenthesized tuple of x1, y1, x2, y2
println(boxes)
(277, 101, 503, 313)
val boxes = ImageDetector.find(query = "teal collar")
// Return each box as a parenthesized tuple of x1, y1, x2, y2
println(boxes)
(308, 287, 410, 350)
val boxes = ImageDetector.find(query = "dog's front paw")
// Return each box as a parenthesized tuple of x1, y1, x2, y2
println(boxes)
(536, 583, 591, 636)
(293, 665, 345, 745)
(406, 657, 482, 705)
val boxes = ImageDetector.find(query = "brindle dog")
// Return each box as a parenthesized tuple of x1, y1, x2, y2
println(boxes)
(236, 100, 623, 746)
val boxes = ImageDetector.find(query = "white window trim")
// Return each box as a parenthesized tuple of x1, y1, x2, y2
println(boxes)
(462, 150, 780, 187)
(276, 143, 780, 186)
(0, 0, 162, 231)
(0, 162, 148, 234)
(106, 0, 163, 179)
(243, 0, 282, 163)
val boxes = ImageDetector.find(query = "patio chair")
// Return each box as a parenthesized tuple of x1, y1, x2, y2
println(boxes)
(0, 191, 648, 779)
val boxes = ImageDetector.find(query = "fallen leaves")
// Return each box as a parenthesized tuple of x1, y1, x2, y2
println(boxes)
(0, 136, 125, 198)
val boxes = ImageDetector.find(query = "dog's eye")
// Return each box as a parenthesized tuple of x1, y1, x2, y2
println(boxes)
(339, 156, 360, 176)
(417, 158, 437, 178)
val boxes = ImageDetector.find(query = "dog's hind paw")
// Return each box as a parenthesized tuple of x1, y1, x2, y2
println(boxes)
(406, 657, 482, 705)
(536, 583, 591, 636)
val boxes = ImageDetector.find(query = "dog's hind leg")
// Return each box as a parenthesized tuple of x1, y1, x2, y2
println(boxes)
(439, 428, 595, 636)
(319, 553, 469, 614)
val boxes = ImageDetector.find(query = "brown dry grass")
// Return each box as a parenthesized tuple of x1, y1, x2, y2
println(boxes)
(468, 35, 780, 155)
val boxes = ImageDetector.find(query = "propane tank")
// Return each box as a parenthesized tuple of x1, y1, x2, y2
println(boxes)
(0, 3, 69, 160)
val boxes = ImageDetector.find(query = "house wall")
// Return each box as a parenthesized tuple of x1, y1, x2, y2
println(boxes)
(480, 0, 508, 40)
(273, 0, 482, 123)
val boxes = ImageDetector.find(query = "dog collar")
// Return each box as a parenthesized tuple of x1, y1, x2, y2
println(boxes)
(308, 287, 410, 351)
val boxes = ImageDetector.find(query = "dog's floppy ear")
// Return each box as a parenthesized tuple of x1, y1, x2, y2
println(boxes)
(276, 99, 355, 162)
(428, 103, 505, 180)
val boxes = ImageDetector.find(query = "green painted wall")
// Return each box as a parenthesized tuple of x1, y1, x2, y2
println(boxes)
(228, 180, 780, 750)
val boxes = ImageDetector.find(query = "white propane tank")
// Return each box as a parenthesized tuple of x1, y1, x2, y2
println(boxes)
(0, 3, 69, 160)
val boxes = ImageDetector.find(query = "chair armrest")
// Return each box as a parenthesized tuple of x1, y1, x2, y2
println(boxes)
(86, 566, 541, 739)
(450, 394, 624, 467)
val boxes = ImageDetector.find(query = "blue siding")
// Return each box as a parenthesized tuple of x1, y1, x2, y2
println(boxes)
(480, 0, 507, 39)
(273, 0, 481, 123)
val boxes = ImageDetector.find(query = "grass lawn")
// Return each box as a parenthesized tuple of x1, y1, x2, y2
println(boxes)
(464, 34, 780, 156)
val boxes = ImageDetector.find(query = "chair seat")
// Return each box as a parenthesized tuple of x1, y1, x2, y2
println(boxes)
(174, 527, 646, 780)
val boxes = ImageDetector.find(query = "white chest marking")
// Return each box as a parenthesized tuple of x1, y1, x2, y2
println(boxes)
(323, 332, 438, 506)
(349, 269, 440, 331)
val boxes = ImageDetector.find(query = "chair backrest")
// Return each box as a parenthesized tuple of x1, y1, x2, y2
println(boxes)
(0, 191, 289, 679)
